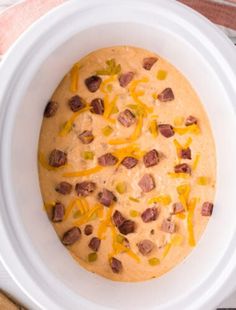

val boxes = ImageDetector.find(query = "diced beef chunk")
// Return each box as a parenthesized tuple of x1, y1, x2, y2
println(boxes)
(137, 240, 154, 255)
(55, 182, 72, 195)
(185, 115, 198, 126)
(143, 149, 159, 168)
(158, 124, 175, 138)
(118, 109, 136, 127)
(174, 163, 191, 174)
(98, 153, 118, 166)
(68, 95, 85, 112)
(118, 220, 136, 235)
(118, 71, 134, 87)
(142, 57, 158, 70)
(44, 101, 58, 117)
(201, 202, 214, 216)
(180, 147, 191, 160)
(157, 88, 174, 102)
(78, 130, 94, 144)
(141, 207, 158, 223)
(75, 181, 96, 197)
(88, 237, 101, 252)
(62, 227, 81, 245)
(49, 149, 67, 167)
(121, 156, 138, 169)
(98, 189, 117, 207)
(85, 75, 102, 92)
(90, 98, 104, 115)
(161, 219, 176, 234)
(112, 210, 126, 227)
(172, 202, 185, 214)
(110, 257, 122, 273)
(138, 174, 155, 192)
(52, 202, 65, 222)
(84, 224, 93, 236)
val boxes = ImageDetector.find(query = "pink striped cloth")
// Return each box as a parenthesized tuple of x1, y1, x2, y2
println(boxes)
(0, 0, 236, 55)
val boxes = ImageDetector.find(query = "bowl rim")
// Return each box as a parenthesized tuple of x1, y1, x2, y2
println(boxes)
(0, 0, 236, 309)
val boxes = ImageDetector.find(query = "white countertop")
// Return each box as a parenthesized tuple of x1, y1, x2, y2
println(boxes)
(0, 0, 236, 309)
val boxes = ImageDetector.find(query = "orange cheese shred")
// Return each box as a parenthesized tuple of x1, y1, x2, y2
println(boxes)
(59, 106, 90, 137)
(63, 165, 103, 178)
(174, 124, 200, 135)
(70, 63, 79, 93)
(108, 115, 143, 145)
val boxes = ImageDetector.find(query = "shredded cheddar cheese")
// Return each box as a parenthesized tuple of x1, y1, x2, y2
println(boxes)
(192, 153, 201, 171)
(63, 165, 103, 177)
(173, 116, 184, 127)
(129, 77, 153, 115)
(70, 64, 79, 93)
(74, 203, 103, 226)
(59, 106, 90, 137)
(173, 137, 192, 158)
(168, 172, 190, 179)
(97, 207, 113, 239)
(162, 234, 184, 258)
(148, 195, 172, 206)
(149, 119, 158, 137)
(196, 176, 209, 185)
(177, 183, 191, 211)
(110, 225, 140, 262)
(174, 124, 200, 135)
(108, 115, 143, 145)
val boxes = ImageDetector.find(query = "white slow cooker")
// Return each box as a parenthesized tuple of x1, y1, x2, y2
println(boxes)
(0, 0, 236, 309)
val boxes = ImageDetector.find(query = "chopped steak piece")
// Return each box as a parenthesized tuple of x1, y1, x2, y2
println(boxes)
(62, 227, 81, 245)
(98, 189, 117, 207)
(138, 174, 155, 192)
(85, 75, 102, 92)
(185, 115, 198, 126)
(161, 219, 176, 234)
(90, 98, 104, 115)
(44, 101, 58, 117)
(110, 257, 122, 273)
(88, 237, 101, 252)
(158, 124, 175, 138)
(143, 149, 159, 168)
(157, 88, 174, 102)
(49, 149, 67, 167)
(75, 181, 96, 197)
(118, 71, 134, 87)
(118, 220, 136, 235)
(118, 109, 136, 127)
(172, 202, 185, 214)
(55, 182, 72, 195)
(52, 202, 65, 222)
(142, 57, 158, 70)
(84, 224, 93, 236)
(68, 95, 85, 112)
(98, 153, 118, 166)
(78, 130, 94, 144)
(180, 147, 191, 160)
(121, 156, 138, 169)
(112, 210, 126, 227)
(174, 163, 191, 174)
(137, 240, 154, 255)
(201, 202, 214, 216)
(141, 207, 158, 223)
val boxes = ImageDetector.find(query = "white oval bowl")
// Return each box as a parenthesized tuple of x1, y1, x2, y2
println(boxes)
(0, 0, 236, 309)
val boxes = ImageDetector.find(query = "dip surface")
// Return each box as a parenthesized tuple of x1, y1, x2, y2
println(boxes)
(38, 46, 216, 282)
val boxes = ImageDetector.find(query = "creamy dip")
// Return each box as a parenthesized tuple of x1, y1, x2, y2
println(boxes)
(38, 46, 216, 282)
